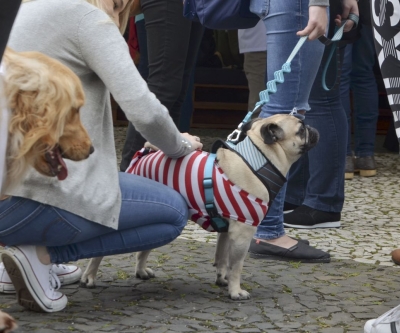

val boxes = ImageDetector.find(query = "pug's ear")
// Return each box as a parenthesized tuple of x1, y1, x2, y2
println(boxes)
(261, 123, 285, 144)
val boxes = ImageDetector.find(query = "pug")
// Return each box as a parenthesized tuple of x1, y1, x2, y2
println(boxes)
(81, 114, 319, 300)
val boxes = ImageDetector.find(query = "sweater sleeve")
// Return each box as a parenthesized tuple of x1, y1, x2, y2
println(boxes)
(309, 0, 329, 6)
(77, 10, 192, 159)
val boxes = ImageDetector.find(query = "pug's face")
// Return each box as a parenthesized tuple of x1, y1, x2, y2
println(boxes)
(244, 114, 319, 164)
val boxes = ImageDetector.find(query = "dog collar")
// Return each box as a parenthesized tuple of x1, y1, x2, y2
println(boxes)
(212, 137, 287, 203)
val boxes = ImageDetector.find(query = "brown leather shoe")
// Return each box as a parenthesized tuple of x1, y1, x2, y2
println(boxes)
(354, 156, 377, 177)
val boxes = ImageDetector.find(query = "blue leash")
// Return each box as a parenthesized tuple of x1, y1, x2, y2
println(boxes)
(202, 14, 359, 232)
(319, 13, 359, 91)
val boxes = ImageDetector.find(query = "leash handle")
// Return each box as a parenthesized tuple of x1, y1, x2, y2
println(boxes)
(319, 13, 359, 91)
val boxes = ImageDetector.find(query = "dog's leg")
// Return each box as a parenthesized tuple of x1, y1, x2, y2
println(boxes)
(227, 222, 256, 300)
(214, 232, 230, 286)
(80, 257, 103, 288)
(135, 250, 155, 279)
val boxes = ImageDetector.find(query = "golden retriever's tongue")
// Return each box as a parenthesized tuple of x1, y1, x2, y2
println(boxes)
(55, 149, 68, 181)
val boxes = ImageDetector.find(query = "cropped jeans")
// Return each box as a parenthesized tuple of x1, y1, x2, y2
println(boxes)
(0, 173, 188, 264)
(250, 0, 325, 239)
(340, 23, 378, 157)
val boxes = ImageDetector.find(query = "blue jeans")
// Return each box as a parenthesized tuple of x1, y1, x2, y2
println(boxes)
(285, 45, 347, 212)
(250, 0, 325, 239)
(0, 173, 188, 264)
(340, 24, 378, 157)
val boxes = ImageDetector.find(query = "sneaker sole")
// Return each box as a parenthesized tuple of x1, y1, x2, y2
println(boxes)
(1, 252, 67, 313)
(0, 267, 81, 295)
(283, 221, 341, 229)
(249, 252, 330, 263)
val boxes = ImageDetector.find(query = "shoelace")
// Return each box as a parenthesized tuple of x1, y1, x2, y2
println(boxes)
(373, 304, 400, 327)
(49, 268, 61, 290)
(55, 264, 67, 271)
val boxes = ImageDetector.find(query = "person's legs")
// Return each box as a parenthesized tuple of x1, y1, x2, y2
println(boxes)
(339, 44, 356, 181)
(243, 51, 267, 111)
(247, 0, 329, 262)
(0, 173, 188, 260)
(350, 23, 379, 177)
(351, 24, 379, 157)
(0, 173, 188, 311)
(284, 44, 347, 228)
(250, 0, 324, 239)
(119, 0, 204, 165)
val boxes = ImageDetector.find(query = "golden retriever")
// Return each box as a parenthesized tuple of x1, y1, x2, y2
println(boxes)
(0, 47, 93, 194)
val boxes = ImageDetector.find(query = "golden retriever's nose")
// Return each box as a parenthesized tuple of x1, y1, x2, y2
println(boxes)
(89, 146, 95, 155)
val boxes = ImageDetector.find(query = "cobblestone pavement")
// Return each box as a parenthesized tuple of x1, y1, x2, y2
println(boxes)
(1, 128, 400, 333)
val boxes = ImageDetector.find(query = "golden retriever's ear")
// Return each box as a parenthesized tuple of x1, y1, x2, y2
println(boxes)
(260, 123, 285, 144)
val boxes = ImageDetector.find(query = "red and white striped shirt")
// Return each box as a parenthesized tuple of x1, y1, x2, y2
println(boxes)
(126, 149, 269, 232)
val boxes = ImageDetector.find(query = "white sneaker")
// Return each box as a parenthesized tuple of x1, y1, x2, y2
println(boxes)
(0, 261, 82, 294)
(1, 245, 68, 312)
(364, 304, 400, 333)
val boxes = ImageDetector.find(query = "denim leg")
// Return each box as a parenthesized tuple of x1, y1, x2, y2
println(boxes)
(339, 44, 354, 156)
(119, 0, 204, 170)
(0, 173, 188, 263)
(350, 24, 379, 157)
(286, 45, 347, 212)
(250, 0, 325, 240)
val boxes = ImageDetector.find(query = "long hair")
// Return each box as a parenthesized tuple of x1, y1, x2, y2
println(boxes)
(85, 0, 134, 34)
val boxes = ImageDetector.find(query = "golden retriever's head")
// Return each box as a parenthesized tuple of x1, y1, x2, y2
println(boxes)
(2, 48, 93, 190)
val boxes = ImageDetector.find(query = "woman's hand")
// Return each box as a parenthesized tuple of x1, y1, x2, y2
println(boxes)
(297, 6, 328, 41)
(334, 0, 359, 32)
(181, 132, 203, 151)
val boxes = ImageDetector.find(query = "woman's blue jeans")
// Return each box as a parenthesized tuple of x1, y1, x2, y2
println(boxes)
(0, 173, 188, 264)
(250, 0, 325, 239)
(286, 45, 347, 213)
(340, 23, 379, 157)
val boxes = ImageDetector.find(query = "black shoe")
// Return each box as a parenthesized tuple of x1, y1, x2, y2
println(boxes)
(283, 205, 341, 229)
(248, 239, 330, 263)
(289, 237, 309, 245)
(283, 202, 299, 214)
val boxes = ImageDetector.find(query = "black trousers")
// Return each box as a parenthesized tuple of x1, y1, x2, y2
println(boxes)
(120, 0, 204, 171)
(0, 0, 21, 62)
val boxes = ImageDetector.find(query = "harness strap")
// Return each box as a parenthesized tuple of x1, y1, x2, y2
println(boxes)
(212, 139, 286, 204)
(203, 153, 229, 232)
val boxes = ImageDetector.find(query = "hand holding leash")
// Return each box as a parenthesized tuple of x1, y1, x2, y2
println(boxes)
(297, 6, 328, 40)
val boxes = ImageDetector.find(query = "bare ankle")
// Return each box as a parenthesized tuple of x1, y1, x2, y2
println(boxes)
(36, 246, 51, 265)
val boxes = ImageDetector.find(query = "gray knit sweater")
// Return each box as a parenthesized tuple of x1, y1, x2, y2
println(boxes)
(7, 0, 194, 229)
